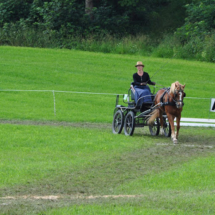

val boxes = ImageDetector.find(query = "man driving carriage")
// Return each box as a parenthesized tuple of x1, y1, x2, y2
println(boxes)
(132, 61, 156, 109)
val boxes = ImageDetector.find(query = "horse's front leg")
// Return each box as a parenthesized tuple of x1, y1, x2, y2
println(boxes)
(167, 113, 177, 144)
(176, 116, 181, 139)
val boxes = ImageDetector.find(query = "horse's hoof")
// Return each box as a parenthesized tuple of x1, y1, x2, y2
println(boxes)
(173, 139, 178, 144)
(160, 129, 164, 135)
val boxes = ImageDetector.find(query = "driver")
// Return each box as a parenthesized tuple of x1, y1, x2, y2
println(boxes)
(132, 61, 156, 108)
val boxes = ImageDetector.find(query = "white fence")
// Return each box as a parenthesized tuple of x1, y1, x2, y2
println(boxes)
(175, 118, 215, 127)
(0, 89, 215, 127)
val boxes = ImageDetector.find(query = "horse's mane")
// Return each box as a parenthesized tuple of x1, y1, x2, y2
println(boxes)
(170, 81, 181, 94)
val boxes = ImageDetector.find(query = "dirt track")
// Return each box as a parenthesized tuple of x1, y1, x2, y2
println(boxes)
(0, 119, 111, 129)
(1, 194, 143, 201)
(0, 120, 143, 204)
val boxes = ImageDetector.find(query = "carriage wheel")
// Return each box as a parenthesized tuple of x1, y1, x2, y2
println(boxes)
(112, 110, 124, 134)
(124, 111, 135, 136)
(149, 117, 160, 136)
(163, 117, 171, 137)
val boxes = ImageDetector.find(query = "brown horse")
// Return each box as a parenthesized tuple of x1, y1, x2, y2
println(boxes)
(148, 81, 186, 144)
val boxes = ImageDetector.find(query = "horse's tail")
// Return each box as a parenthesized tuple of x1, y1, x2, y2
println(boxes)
(147, 109, 160, 125)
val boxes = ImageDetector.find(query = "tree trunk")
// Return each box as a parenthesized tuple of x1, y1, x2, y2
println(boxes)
(85, 0, 93, 15)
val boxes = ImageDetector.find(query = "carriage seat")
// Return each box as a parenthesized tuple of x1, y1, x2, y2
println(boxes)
(129, 84, 154, 102)
(129, 84, 155, 111)
(130, 85, 135, 100)
(124, 85, 136, 107)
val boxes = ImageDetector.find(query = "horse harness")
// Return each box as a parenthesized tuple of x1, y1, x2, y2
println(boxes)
(159, 87, 185, 107)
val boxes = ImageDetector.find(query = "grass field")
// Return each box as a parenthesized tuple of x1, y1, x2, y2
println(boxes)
(0, 46, 215, 214)
(1, 46, 215, 121)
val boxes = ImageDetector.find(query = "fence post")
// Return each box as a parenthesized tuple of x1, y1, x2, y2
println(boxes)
(53, 90, 56, 116)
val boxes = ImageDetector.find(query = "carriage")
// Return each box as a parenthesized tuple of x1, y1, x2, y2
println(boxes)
(112, 85, 172, 137)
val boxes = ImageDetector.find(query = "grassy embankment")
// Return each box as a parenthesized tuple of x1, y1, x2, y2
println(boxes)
(0, 46, 215, 214)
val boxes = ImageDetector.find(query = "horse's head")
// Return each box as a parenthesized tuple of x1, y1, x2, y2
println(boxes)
(170, 81, 186, 108)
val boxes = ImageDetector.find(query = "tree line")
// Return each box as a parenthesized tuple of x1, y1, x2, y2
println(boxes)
(1, 0, 215, 62)
(2, 0, 214, 37)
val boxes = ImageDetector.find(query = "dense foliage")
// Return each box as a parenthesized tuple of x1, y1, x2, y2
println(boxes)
(0, 0, 192, 36)
(176, 0, 215, 41)
(1, 0, 215, 62)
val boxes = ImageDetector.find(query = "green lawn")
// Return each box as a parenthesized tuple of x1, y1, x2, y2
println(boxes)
(0, 124, 214, 214)
(0, 46, 215, 214)
(1, 46, 215, 121)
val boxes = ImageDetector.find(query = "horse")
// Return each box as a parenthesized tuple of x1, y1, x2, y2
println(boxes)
(148, 81, 186, 144)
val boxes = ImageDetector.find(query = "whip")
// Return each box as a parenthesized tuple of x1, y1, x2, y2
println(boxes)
(148, 54, 177, 87)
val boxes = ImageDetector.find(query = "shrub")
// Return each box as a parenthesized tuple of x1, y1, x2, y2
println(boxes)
(202, 32, 215, 62)
(175, 0, 215, 42)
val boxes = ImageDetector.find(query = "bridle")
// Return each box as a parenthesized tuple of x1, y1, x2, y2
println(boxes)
(173, 87, 185, 108)
(159, 87, 185, 108)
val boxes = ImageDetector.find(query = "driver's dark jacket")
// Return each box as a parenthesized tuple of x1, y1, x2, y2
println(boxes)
(132, 72, 154, 86)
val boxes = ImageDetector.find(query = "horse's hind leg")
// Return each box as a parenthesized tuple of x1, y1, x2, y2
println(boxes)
(159, 110, 165, 135)
(176, 116, 181, 139)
